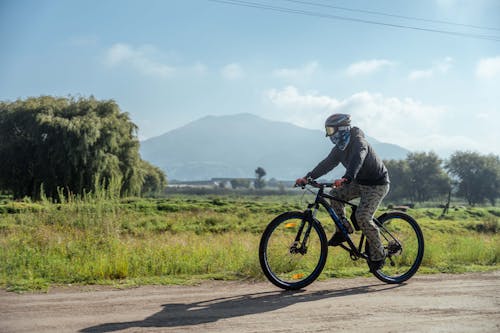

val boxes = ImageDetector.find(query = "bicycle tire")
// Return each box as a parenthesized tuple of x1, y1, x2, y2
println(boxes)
(370, 211, 425, 284)
(259, 211, 328, 290)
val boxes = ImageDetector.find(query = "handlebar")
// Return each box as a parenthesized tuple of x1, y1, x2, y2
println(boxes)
(294, 179, 356, 207)
(294, 179, 333, 189)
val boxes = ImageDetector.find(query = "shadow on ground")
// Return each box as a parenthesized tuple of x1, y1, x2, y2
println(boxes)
(81, 282, 402, 332)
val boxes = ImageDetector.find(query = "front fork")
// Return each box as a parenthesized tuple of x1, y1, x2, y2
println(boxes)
(290, 208, 316, 255)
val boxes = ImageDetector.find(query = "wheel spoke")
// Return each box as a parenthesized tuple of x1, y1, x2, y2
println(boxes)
(260, 212, 328, 290)
(370, 212, 424, 284)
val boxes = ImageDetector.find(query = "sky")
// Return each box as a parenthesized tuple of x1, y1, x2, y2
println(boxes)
(1, 0, 499, 156)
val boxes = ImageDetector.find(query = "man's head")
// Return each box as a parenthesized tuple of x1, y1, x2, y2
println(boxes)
(325, 114, 351, 150)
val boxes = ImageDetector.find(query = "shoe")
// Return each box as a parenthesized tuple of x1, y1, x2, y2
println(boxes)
(368, 252, 387, 272)
(328, 232, 347, 246)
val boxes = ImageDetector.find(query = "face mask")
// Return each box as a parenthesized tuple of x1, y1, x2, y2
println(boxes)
(330, 129, 351, 150)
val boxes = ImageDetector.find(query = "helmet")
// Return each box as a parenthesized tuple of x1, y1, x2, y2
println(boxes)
(325, 114, 351, 137)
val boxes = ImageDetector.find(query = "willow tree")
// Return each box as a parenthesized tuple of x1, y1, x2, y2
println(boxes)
(140, 160, 167, 196)
(0, 96, 164, 199)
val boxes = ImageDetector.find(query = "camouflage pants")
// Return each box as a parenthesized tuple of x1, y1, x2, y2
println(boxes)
(330, 182, 390, 261)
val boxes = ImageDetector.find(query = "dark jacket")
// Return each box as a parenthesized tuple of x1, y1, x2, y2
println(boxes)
(306, 127, 389, 185)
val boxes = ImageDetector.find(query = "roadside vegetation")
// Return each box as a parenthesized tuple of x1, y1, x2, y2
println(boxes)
(1, 191, 498, 292)
(1, 96, 498, 292)
(0, 96, 166, 200)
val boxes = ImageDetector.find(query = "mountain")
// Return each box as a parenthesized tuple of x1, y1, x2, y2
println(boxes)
(139, 113, 410, 181)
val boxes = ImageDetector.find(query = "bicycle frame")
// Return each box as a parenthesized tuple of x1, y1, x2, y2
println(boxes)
(302, 183, 369, 261)
(260, 182, 424, 289)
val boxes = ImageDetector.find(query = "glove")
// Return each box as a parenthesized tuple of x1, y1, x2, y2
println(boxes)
(295, 177, 308, 187)
(334, 178, 348, 188)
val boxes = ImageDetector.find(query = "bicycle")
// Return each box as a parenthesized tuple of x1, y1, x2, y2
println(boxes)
(259, 180, 425, 290)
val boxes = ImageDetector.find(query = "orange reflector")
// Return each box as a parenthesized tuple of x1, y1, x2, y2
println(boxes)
(292, 273, 304, 280)
(285, 222, 297, 228)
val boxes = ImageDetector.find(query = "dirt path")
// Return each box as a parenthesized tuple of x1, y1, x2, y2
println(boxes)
(1, 272, 499, 333)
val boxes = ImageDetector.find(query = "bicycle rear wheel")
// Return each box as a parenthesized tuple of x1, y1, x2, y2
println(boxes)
(259, 211, 328, 290)
(370, 212, 424, 284)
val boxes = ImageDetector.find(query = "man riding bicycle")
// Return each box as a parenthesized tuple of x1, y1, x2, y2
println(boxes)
(295, 114, 390, 272)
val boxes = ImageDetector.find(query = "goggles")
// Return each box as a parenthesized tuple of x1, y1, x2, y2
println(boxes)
(325, 125, 350, 137)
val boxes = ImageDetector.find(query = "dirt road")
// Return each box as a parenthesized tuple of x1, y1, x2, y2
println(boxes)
(1, 272, 499, 333)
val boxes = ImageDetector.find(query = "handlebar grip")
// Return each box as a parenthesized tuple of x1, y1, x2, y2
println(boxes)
(308, 180, 321, 188)
(294, 180, 334, 189)
(312, 181, 334, 188)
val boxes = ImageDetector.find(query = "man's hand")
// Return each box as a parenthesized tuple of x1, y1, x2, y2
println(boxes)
(334, 178, 348, 188)
(295, 177, 308, 187)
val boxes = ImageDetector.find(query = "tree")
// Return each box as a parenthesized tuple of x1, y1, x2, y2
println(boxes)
(406, 152, 450, 202)
(384, 159, 412, 202)
(255, 167, 266, 189)
(140, 160, 167, 196)
(0, 96, 165, 199)
(446, 151, 500, 205)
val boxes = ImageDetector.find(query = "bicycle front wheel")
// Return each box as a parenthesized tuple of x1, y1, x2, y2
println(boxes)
(371, 211, 425, 284)
(259, 211, 328, 290)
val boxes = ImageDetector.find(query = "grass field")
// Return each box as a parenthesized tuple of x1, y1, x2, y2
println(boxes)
(0, 192, 499, 291)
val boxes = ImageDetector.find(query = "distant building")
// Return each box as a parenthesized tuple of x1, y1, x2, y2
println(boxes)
(168, 178, 295, 190)
(167, 180, 215, 188)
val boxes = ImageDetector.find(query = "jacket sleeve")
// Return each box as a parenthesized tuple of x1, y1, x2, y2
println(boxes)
(343, 138, 368, 182)
(306, 148, 340, 179)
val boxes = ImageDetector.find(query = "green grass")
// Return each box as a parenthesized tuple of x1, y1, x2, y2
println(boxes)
(0, 194, 499, 291)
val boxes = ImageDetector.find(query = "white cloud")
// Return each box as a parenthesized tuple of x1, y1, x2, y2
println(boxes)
(408, 69, 434, 80)
(476, 56, 500, 79)
(436, 57, 454, 72)
(422, 134, 481, 154)
(191, 62, 208, 75)
(266, 86, 454, 152)
(221, 63, 244, 80)
(267, 86, 340, 109)
(346, 59, 394, 76)
(273, 62, 319, 79)
(476, 112, 490, 119)
(408, 57, 453, 80)
(266, 86, 340, 128)
(105, 43, 174, 78)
